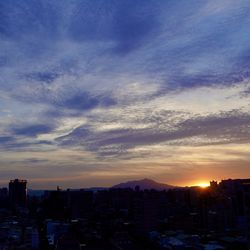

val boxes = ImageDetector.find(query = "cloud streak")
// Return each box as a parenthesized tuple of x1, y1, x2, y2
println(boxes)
(1, 0, 250, 187)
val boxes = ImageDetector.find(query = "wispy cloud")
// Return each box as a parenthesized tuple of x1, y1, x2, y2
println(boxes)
(1, 0, 250, 187)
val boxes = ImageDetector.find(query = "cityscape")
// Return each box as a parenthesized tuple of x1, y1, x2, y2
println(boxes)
(0, 178, 249, 249)
(1, 0, 250, 249)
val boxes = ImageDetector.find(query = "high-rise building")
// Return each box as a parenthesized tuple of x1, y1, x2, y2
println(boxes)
(9, 179, 27, 208)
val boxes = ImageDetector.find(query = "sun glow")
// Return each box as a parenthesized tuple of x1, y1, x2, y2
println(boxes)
(196, 182, 210, 188)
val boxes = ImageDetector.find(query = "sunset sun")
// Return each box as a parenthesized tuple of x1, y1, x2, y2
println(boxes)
(196, 182, 210, 188)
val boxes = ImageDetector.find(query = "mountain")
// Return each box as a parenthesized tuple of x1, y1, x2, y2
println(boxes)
(112, 178, 176, 190)
(28, 189, 45, 197)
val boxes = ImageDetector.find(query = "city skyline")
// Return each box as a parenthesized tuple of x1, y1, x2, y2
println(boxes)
(0, 177, 224, 190)
(1, 0, 250, 189)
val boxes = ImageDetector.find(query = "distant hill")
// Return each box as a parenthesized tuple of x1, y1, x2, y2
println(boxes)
(85, 187, 108, 192)
(28, 189, 45, 197)
(112, 178, 176, 190)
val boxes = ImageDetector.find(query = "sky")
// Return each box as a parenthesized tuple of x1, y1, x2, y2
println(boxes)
(0, 0, 250, 189)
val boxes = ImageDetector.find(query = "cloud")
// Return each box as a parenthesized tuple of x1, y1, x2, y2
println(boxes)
(1, 0, 250, 187)
(12, 124, 54, 137)
(59, 92, 116, 110)
(25, 71, 60, 84)
(0, 136, 14, 143)
(56, 110, 250, 157)
(2, 0, 250, 92)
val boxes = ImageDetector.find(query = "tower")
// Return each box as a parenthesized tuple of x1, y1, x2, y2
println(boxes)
(9, 179, 27, 208)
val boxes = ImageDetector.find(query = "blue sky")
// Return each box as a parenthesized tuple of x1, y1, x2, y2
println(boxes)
(0, 0, 250, 188)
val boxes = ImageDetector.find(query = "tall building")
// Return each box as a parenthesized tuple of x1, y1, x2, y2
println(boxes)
(9, 179, 27, 208)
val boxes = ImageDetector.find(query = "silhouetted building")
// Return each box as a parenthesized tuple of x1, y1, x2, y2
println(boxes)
(134, 191, 162, 235)
(0, 187, 8, 197)
(67, 190, 93, 219)
(210, 180, 218, 189)
(0, 187, 8, 209)
(9, 179, 27, 208)
(2, 178, 250, 249)
(56, 233, 80, 250)
(43, 189, 69, 220)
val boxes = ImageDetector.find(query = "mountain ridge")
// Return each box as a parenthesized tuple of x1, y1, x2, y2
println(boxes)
(112, 178, 177, 190)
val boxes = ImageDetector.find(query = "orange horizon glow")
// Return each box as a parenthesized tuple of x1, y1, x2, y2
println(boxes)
(186, 181, 210, 188)
(196, 182, 210, 188)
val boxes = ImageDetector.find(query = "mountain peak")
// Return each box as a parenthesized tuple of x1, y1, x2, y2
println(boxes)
(112, 178, 176, 190)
